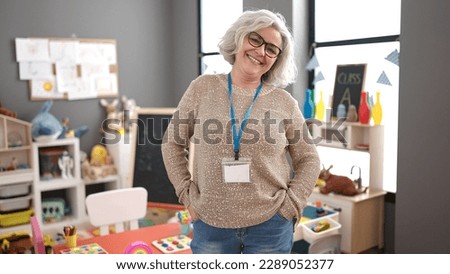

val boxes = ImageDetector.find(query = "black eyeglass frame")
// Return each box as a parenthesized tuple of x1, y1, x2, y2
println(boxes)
(247, 32, 283, 58)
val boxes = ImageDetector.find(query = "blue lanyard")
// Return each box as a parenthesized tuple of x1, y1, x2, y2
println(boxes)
(227, 73, 263, 160)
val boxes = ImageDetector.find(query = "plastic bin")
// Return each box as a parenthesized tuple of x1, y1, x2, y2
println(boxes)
(301, 217, 341, 243)
(0, 182, 31, 198)
(0, 195, 32, 212)
(0, 208, 33, 227)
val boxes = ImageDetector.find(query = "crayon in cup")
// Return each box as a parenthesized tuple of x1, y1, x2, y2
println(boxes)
(63, 225, 77, 248)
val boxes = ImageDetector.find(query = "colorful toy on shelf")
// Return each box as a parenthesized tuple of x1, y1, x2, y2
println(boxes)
(81, 145, 117, 181)
(58, 151, 74, 179)
(59, 117, 89, 139)
(90, 144, 108, 166)
(318, 165, 367, 196)
(346, 104, 358, 122)
(41, 198, 69, 223)
(31, 100, 63, 142)
(303, 89, 315, 119)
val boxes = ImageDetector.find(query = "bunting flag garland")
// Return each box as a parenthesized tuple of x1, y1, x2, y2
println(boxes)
(313, 71, 325, 84)
(306, 54, 319, 71)
(385, 49, 399, 66)
(377, 71, 392, 86)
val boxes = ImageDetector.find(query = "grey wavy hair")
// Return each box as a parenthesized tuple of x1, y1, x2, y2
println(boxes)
(218, 9, 297, 88)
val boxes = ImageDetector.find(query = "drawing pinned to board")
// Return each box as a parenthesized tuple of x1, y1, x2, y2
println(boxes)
(49, 41, 79, 63)
(31, 77, 64, 99)
(15, 38, 50, 62)
(19, 62, 52, 80)
(15, 37, 119, 101)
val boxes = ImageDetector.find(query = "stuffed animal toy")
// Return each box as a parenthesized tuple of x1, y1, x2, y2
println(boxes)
(31, 100, 63, 142)
(318, 165, 367, 196)
(100, 98, 122, 133)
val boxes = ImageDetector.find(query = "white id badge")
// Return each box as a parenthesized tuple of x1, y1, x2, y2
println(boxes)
(221, 158, 251, 183)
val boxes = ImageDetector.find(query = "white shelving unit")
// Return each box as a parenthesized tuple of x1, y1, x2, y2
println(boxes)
(32, 137, 84, 232)
(32, 138, 121, 233)
(308, 119, 386, 253)
(0, 114, 34, 235)
(310, 120, 384, 190)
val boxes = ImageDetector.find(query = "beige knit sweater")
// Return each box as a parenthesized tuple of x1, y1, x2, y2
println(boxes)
(162, 74, 320, 228)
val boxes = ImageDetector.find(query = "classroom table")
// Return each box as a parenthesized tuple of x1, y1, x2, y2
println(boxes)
(53, 222, 192, 254)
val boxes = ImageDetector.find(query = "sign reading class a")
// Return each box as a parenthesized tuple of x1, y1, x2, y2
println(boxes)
(331, 64, 367, 118)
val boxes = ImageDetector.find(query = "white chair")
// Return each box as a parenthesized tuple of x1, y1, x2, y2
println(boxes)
(308, 234, 342, 254)
(85, 187, 148, 236)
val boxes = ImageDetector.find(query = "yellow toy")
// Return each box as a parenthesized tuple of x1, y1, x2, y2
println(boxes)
(311, 220, 330, 232)
(90, 145, 108, 166)
(316, 178, 326, 188)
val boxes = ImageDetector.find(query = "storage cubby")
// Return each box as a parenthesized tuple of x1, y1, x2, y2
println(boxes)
(308, 119, 386, 253)
(30, 137, 121, 233)
(0, 114, 34, 234)
(32, 138, 85, 232)
(310, 120, 384, 190)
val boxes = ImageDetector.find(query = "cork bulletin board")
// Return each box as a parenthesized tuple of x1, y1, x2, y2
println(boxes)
(15, 37, 119, 101)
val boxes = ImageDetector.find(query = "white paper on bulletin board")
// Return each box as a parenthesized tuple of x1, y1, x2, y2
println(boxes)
(15, 37, 119, 101)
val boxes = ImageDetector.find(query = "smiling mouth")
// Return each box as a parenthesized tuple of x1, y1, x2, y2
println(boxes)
(247, 54, 262, 65)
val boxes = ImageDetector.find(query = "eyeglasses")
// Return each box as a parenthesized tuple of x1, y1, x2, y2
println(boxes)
(247, 32, 282, 58)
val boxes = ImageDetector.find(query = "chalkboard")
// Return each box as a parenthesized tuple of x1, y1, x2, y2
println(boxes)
(332, 64, 366, 118)
(129, 108, 180, 205)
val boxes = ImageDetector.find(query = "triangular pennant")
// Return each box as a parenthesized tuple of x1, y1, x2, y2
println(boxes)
(313, 71, 325, 84)
(385, 49, 399, 66)
(377, 71, 392, 86)
(306, 54, 319, 71)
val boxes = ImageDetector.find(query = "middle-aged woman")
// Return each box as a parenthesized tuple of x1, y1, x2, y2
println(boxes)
(162, 9, 320, 254)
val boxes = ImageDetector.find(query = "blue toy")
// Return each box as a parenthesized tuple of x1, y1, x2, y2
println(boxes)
(31, 100, 63, 142)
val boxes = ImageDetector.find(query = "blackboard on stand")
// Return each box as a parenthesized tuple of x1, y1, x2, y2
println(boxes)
(331, 64, 366, 118)
(129, 107, 182, 208)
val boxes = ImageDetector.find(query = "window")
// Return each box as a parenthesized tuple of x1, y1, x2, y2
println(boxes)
(310, 0, 401, 193)
(198, 0, 242, 75)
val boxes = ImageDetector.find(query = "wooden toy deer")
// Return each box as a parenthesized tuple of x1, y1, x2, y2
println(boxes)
(318, 165, 367, 196)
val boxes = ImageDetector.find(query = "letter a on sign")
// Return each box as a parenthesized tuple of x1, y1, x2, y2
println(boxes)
(339, 88, 352, 106)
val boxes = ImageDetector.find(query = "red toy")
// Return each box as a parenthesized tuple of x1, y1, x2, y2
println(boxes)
(318, 165, 367, 196)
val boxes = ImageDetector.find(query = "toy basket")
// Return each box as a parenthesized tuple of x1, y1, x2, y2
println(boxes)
(0, 208, 34, 227)
(301, 217, 341, 243)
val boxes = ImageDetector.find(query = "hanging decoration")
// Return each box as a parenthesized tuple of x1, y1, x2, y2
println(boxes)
(306, 54, 319, 71)
(313, 71, 325, 84)
(385, 49, 400, 66)
(377, 71, 392, 86)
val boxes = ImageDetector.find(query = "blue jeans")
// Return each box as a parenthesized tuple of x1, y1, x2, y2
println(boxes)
(190, 213, 294, 254)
